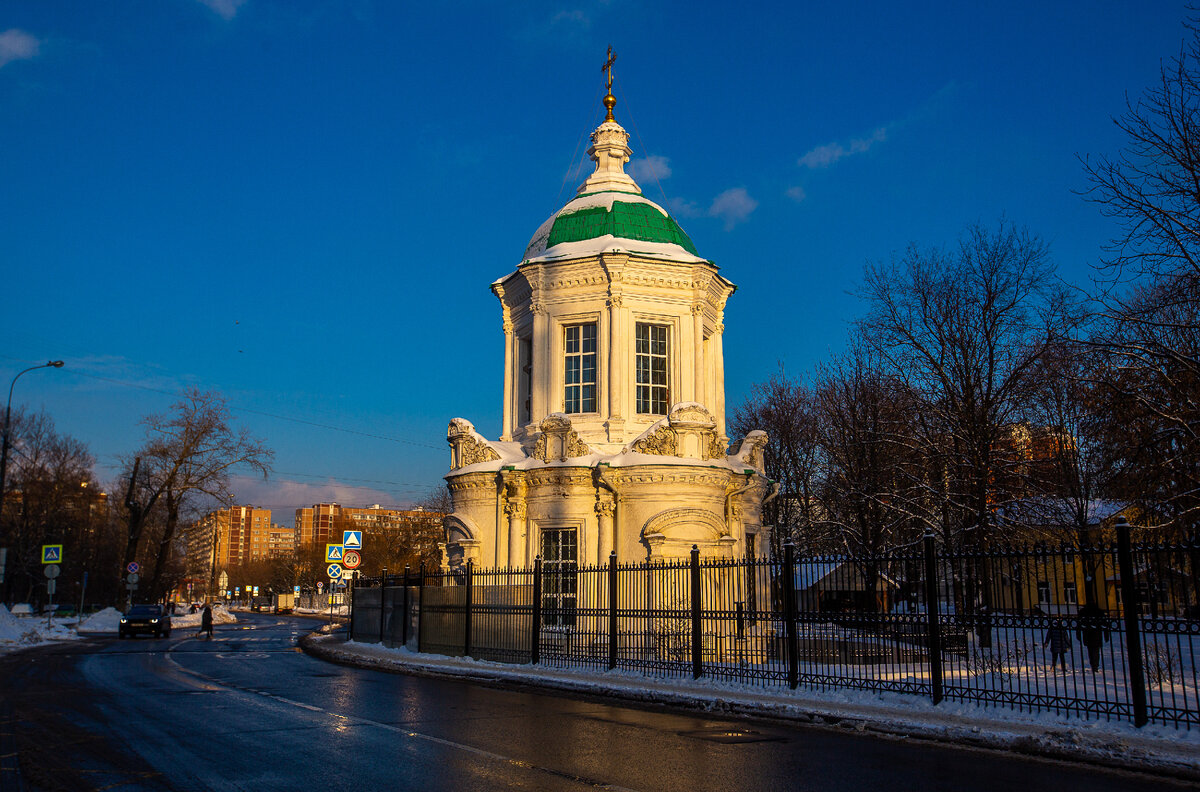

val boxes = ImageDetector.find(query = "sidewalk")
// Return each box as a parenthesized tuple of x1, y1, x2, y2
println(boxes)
(301, 629, 1200, 782)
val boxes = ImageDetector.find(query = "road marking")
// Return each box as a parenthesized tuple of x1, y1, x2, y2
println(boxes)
(163, 648, 640, 791)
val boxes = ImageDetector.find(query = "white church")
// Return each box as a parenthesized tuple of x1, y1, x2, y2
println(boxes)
(443, 64, 773, 572)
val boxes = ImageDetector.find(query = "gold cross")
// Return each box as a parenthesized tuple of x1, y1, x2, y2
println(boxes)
(602, 46, 616, 93)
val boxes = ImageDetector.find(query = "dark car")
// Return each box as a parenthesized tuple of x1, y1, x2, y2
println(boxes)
(118, 604, 172, 639)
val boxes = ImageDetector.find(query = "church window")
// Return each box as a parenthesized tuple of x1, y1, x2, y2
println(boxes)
(636, 323, 669, 415)
(564, 324, 597, 413)
(541, 528, 577, 627)
(519, 337, 532, 423)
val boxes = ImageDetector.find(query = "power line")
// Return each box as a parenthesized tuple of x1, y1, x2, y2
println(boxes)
(5, 358, 443, 451)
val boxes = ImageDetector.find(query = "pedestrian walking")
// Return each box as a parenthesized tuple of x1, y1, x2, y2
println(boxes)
(201, 603, 214, 640)
(1075, 602, 1110, 672)
(1044, 616, 1071, 672)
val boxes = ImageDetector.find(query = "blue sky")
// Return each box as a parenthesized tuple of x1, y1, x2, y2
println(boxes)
(0, 1, 1190, 524)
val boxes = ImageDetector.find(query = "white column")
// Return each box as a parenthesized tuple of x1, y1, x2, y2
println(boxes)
(607, 296, 623, 439)
(692, 304, 705, 405)
(713, 321, 726, 439)
(596, 499, 615, 564)
(531, 303, 549, 422)
(501, 320, 514, 441)
(506, 503, 525, 568)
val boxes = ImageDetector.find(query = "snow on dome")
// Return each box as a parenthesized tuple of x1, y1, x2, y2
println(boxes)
(523, 191, 700, 261)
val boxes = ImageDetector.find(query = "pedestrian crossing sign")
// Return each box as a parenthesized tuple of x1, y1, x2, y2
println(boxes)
(342, 530, 362, 549)
(41, 545, 62, 564)
(325, 544, 344, 563)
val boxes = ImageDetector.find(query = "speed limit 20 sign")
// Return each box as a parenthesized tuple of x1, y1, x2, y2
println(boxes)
(342, 549, 362, 570)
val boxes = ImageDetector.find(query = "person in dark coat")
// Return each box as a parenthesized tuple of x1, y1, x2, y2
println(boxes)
(1044, 616, 1071, 672)
(201, 603, 214, 640)
(1075, 602, 1110, 672)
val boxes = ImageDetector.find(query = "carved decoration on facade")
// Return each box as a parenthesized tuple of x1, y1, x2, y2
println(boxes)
(706, 432, 728, 460)
(447, 418, 501, 469)
(594, 496, 615, 517)
(532, 413, 593, 462)
(460, 439, 501, 467)
(630, 423, 677, 456)
(642, 507, 728, 541)
(731, 430, 769, 472)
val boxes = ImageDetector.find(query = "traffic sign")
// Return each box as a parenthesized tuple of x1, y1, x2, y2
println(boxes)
(325, 544, 344, 563)
(127, 573, 139, 584)
(41, 545, 62, 564)
(293, 585, 300, 594)
(317, 581, 324, 590)
(43, 565, 60, 579)
(326, 563, 343, 579)
(46, 579, 56, 595)
(342, 530, 362, 549)
(342, 549, 362, 570)
(126, 562, 140, 574)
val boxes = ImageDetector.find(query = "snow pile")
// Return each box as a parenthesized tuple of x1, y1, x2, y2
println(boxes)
(173, 604, 237, 629)
(0, 604, 39, 645)
(77, 607, 123, 633)
(0, 604, 84, 650)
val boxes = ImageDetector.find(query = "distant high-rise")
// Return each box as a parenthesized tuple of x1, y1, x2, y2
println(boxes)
(294, 502, 443, 546)
(187, 506, 279, 581)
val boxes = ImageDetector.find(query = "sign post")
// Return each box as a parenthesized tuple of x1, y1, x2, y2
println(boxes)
(326, 563, 342, 626)
(44, 564, 60, 628)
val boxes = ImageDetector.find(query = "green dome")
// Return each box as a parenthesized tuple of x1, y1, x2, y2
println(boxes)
(524, 191, 699, 261)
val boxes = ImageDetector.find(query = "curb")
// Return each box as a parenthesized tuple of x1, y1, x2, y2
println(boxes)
(299, 631, 1200, 784)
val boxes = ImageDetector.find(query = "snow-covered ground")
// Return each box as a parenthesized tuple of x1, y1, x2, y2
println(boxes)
(0, 603, 240, 652)
(309, 633, 1200, 779)
(0, 604, 85, 651)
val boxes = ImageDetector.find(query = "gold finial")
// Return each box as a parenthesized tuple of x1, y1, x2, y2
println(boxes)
(601, 45, 617, 122)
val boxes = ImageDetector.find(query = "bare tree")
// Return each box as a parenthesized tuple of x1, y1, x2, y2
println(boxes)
(120, 389, 273, 599)
(0, 409, 99, 604)
(858, 222, 1071, 549)
(813, 343, 925, 609)
(1080, 20, 1200, 535)
(730, 368, 823, 555)
(815, 343, 924, 558)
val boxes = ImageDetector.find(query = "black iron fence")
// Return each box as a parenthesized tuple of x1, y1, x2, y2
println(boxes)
(350, 520, 1200, 729)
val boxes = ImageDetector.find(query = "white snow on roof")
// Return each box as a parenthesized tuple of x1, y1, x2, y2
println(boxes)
(526, 235, 707, 265)
(523, 191, 700, 262)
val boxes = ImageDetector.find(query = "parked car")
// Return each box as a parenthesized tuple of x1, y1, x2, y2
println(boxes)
(118, 604, 172, 639)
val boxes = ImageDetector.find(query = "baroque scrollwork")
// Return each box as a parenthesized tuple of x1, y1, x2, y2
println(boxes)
(705, 431, 728, 460)
(533, 413, 592, 462)
(631, 424, 677, 456)
(460, 437, 501, 467)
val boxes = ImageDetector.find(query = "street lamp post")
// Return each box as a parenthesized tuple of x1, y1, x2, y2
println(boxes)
(0, 360, 65, 605)
(0, 361, 66, 518)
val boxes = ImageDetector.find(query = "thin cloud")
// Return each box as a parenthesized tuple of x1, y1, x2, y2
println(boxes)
(709, 187, 757, 230)
(799, 126, 888, 169)
(228, 475, 421, 520)
(0, 29, 40, 68)
(629, 155, 672, 184)
(786, 185, 807, 203)
(196, 0, 249, 21)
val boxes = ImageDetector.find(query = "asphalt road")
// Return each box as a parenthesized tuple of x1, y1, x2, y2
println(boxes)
(0, 613, 1186, 792)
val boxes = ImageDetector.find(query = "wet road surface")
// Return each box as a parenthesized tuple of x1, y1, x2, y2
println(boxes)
(0, 613, 1187, 791)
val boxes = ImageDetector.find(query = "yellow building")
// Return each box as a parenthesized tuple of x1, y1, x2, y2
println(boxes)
(187, 505, 274, 578)
(295, 502, 442, 546)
